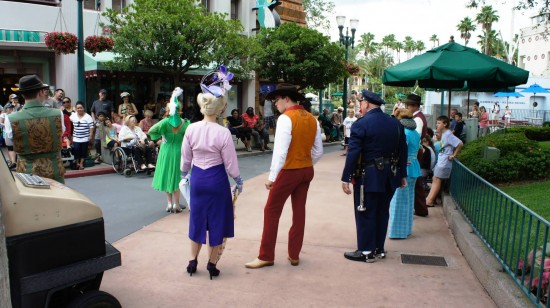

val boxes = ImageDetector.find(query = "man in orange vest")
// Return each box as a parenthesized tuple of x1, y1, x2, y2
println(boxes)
(246, 84, 323, 269)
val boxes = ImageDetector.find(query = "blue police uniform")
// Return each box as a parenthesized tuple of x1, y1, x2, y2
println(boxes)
(341, 90, 408, 262)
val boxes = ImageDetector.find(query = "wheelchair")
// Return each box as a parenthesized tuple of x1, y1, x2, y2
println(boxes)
(112, 145, 156, 177)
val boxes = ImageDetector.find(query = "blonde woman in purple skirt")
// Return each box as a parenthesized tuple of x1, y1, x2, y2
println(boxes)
(180, 66, 242, 280)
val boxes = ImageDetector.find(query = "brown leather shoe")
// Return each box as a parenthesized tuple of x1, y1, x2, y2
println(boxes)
(245, 258, 274, 269)
(288, 257, 299, 266)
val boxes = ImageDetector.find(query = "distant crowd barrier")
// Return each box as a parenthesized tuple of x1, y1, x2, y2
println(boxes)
(451, 160, 550, 307)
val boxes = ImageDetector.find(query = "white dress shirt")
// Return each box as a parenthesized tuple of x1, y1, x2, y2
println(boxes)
(413, 110, 424, 137)
(269, 114, 323, 182)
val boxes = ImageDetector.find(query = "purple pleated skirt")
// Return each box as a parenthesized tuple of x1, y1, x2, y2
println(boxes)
(189, 164, 234, 246)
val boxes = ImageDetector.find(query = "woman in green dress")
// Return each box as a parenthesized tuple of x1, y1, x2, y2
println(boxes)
(149, 87, 190, 213)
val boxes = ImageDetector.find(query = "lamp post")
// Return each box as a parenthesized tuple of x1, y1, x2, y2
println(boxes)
(77, 0, 85, 105)
(336, 16, 358, 115)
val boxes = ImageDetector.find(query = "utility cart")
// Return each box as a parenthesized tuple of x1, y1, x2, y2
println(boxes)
(0, 152, 121, 308)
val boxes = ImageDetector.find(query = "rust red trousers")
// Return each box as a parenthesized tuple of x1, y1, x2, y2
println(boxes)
(258, 167, 314, 261)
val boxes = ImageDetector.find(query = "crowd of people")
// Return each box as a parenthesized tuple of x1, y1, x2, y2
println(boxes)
(2, 74, 467, 280)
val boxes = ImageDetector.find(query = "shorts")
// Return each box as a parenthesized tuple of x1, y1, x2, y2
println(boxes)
(264, 116, 276, 129)
(72, 141, 89, 160)
(107, 140, 118, 150)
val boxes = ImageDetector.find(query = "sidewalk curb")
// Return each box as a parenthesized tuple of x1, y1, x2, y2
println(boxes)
(64, 142, 342, 179)
(65, 166, 114, 179)
(443, 194, 532, 308)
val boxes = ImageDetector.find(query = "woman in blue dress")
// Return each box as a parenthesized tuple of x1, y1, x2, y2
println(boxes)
(388, 109, 422, 239)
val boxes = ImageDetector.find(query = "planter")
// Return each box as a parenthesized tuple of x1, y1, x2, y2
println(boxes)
(345, 63, 360, 75)
(45, 32, 78, 55)
(84, 35, 114, 56)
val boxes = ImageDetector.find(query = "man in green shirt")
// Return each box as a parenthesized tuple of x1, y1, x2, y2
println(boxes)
(9, 75, 66, 183)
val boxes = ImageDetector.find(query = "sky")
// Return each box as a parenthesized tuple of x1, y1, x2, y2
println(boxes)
(328, 0, 538, 50)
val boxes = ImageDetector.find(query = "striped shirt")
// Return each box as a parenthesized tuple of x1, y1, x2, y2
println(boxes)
(70, 113, 94, 142)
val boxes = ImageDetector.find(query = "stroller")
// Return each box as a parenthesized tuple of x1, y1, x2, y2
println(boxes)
(61, 137, 76, 170)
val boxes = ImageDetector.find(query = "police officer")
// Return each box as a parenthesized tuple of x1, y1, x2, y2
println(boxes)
(341, 90, 407, 263)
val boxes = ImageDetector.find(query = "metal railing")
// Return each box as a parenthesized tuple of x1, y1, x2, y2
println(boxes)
(451, 160, 550, 307)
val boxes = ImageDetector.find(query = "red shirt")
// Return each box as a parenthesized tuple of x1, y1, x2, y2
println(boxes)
(242, 113, 259, 128)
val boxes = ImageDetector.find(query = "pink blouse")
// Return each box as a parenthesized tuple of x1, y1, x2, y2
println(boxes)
(479, 112, 489, 128)
(181, 121, 239, 178)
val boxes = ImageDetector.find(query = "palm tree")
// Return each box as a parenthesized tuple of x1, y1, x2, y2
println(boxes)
(477, 30, 499, 57)
(381, 34, 397, 54)
(475, 5, 500, 54)
(415, 40, 425, 55)
(457, 17, 477, 46)
(357, 32, 376, 58)
(403, 36, 415, 59)
(368, 50, 394, 80)
(392, 41, 404, 63)
(429, 34, 439, 48)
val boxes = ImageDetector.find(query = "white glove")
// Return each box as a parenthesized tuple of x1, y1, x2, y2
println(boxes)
(179, 172, 190, 190)
(233, 175, 243, 194)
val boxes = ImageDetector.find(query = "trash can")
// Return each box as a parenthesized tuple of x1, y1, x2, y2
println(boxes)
(0, 154, 121, 308)
(464, 118, 479, 143)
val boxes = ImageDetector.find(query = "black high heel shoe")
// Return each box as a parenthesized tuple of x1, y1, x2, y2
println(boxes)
(206, 262, 220, 280)
(187, 259, 198, 276)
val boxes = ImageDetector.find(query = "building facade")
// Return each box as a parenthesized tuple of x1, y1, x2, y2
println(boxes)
(518, 14, 550, 77)
(1, 0, 295, 118)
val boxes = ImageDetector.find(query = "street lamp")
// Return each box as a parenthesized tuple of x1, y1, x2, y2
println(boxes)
(77, 0, 85, 105)
(336, 16, 358, 115)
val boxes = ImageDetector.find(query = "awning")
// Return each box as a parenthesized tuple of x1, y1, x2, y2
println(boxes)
(84, 51, 212, 80)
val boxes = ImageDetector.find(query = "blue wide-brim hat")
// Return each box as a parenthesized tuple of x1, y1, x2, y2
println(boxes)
(361, 89, 385, 106)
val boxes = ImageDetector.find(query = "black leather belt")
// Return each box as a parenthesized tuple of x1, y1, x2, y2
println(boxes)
(364, 158, 391, 168)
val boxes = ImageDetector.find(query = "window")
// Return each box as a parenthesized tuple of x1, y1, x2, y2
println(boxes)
(84, 0, 100, 11)
(112, 0, 127, 13)
(231, 0, 239, 20)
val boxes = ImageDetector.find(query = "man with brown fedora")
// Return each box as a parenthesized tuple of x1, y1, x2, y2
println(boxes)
(405, 93, 429, 217)
(246, 83, 323, 269)
(9, 75, 66, 183)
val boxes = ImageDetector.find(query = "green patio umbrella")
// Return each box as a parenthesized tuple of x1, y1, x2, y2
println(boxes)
(382, 40, 529, 116)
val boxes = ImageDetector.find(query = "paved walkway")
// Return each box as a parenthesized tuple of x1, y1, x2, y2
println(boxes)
(101, 150, 495, 307)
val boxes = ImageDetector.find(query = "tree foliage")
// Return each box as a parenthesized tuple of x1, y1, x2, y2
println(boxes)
(254, 22, 346, 90)
(475, 5, 500, 55)
(457, 17, 477, 46)
(102, 0, 257, 83)
(467, 0, 550, 13)
(302, 0, 335, 33)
